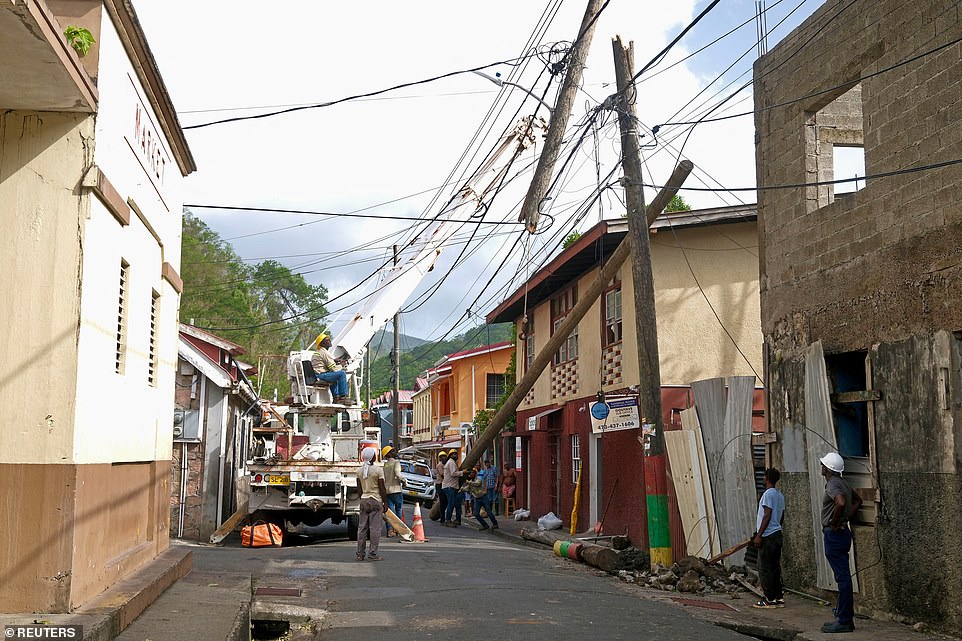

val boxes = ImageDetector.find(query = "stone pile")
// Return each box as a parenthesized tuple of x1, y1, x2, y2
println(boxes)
(616, 555, 758, 595)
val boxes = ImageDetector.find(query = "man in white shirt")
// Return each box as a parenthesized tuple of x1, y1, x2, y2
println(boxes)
(441, 449, 464, 526)
(356, 447, 387, 561)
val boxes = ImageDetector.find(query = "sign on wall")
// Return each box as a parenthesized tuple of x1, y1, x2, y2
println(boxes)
(515, 436, 523, 470)
(527, 415, 537, 431)
(589, 396, 641, 434)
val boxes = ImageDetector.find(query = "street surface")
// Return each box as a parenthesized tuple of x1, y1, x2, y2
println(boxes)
(119, 515, 752, 641)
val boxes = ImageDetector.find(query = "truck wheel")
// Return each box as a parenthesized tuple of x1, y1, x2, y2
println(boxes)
(347, 514, 359, 541)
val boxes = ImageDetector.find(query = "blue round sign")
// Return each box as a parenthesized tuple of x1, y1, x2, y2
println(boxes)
(590, 402, 610, 420)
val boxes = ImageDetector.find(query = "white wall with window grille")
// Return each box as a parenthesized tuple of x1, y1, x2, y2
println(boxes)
(148, 290, 160, 386)
(115, 260, 130, 374)
(571, 434, 581, 483)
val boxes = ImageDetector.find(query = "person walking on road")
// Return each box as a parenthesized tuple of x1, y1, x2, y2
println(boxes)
(752, 468, 785, 609)
(356, 447, 387, 561)
(465, 469, 498, 531)
(484, 459, 500, 514)
(381, 446, 403, 536)
(435, 451, 448, 523)
(819, 452, 863, 634)
(442, 449, 464, 526)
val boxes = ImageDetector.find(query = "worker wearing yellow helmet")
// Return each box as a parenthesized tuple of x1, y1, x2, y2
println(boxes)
(308, 332, 351, 405)
(381, 445, 403, 537)
(441, 447, 464, 526)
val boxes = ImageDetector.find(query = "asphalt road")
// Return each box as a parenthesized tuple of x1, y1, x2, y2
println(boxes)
(177, 517, 753, 641)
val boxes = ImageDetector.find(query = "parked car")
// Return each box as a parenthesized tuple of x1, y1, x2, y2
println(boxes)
(398, 459, 436, 506)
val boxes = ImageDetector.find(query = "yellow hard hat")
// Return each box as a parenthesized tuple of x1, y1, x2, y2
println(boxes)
(381, 445, 394, 458)
(313, 332, 329, 348)
(448, 449, 459, 457)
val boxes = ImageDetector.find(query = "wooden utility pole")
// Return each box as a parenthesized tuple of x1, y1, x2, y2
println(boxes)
(392, 245, 401, 444)
(518, 0, 606, 234)
(612, 35, 671, 568)
(461, 160, 693, 473)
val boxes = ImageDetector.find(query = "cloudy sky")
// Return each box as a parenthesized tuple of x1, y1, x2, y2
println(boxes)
(134, 0, 824, 343)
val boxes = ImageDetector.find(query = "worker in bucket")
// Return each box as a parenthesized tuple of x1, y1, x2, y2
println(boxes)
(309, 333, 351, 405)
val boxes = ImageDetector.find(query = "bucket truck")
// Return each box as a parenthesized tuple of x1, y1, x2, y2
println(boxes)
(246, 116, 545, 539)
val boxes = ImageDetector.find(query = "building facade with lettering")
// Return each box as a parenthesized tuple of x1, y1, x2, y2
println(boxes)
(0, 0, 195, 612)
(487, 209, 764, 552)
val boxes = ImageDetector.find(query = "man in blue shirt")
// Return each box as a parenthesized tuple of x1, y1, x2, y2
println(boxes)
(752, 468, 785, 608)
(483, 459, 499, 514)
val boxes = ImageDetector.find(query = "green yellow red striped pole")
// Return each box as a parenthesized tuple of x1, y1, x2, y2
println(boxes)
(644, 445, 672, 568)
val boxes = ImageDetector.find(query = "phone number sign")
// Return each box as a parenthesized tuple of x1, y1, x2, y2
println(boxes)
(589, 397, 640, 434)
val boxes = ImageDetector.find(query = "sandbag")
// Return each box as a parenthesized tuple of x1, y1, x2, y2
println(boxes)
(241, 521, 283, 547)
(429, 500, 441, 521)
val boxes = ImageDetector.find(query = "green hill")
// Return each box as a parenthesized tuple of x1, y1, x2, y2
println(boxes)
(366, 323, 513, 393)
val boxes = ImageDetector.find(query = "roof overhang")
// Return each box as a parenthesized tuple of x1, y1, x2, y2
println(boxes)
(486, 205, 757, 324)
(180, 323, 246, 355)
(180, 337, 232, 389)
(0, 0, 98, 111)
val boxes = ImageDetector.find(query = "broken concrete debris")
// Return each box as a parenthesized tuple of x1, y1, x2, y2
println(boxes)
(617, 555, 759, 595)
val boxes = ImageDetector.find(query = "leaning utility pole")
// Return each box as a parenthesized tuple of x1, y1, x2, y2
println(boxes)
(518, 0, 606, 234)
(392, 245, 401, 444)
(461, 161, 693, 471)
(612, 35, 671, 568)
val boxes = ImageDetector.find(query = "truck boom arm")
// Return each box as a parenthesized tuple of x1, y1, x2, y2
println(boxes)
(331, 116, 546, 368)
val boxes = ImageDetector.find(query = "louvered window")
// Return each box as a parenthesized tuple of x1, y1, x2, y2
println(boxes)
(148, 291, 160, 386)
(115, 260, 130, 374)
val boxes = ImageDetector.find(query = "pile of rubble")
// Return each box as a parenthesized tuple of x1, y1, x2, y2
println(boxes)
(617, 555, 758, 595)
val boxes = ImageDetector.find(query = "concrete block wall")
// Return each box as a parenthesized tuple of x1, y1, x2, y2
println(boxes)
(755, 0, 962, 350)
(755, 0, 962, 633)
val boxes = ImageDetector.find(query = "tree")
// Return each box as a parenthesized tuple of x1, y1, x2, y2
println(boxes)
(666, 194, 692, 212)
(180, 210, 329, 399)
(563, 231, 583, 249)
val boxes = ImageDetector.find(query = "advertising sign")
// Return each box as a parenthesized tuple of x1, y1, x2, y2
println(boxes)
(589, 396, 641, 434)
(515, 437, 523, 470)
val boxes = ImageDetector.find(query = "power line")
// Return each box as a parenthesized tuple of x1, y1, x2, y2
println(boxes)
(183, 53, 539, 130)
(647, 155, 962, 192)
(657, 15, 962, 129)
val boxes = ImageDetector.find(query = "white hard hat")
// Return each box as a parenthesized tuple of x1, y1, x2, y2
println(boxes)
(820, 452, 844, 473)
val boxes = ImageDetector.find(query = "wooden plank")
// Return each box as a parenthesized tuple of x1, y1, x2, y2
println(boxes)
(752, 432, 777, 445)
(830, 390, 882, 403)
(720, 376, 758, 566)
(681, 406, 721, 556)
(665, 431, 712, 558)
(210, 504, 248, 544)
(804, 341, 859, 592)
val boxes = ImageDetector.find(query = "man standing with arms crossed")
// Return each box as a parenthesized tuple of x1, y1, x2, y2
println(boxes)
(819, 452, 863, 634)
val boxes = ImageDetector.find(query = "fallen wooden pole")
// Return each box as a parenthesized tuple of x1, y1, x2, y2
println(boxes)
(521, 528, 620, 572)
(210, 505, 248, 544)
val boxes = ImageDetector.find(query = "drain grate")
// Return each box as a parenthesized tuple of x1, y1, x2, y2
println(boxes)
(255, 587, 302, 597)
(671, 597, 738, 611)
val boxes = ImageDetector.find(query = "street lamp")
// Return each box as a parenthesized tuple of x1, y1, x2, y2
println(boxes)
(472, 70, 554, 115)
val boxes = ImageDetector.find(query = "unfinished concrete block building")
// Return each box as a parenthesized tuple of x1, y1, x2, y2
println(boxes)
(755, 0, 962, 632)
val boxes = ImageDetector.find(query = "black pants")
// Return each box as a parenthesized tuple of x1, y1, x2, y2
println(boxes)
(758, 530, 783, 601)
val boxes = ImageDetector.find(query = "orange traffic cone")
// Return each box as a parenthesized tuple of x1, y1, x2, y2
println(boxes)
(412, 502, 428, 542)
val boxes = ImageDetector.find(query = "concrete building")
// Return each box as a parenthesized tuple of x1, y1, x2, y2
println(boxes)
(487, 210, 765, 551)
(424, 342, 513, 457)
(754, 0, 962, 633)
(172, 325, 258, 542)
(0, 0, 194, 612)
(411, 384, 433, 447)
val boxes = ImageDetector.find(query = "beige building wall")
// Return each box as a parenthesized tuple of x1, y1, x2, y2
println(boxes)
(0, 2, 193, 613)
(411, 388, 432, 444)
(519, 221, 762, 408)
